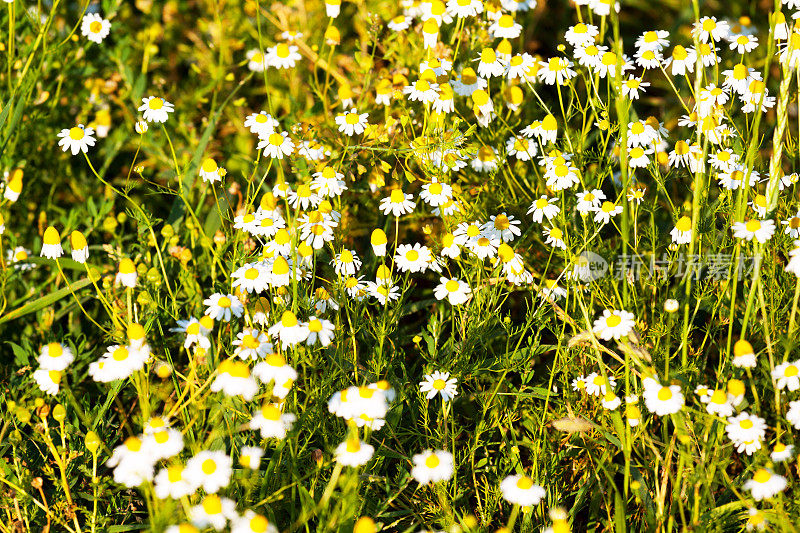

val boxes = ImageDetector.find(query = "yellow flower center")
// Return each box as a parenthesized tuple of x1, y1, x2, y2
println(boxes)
(262, 404, 282, 421)
(433, 378, 446, 390)
(425, 454, 441, 468)
(281, 310, 298, 328)
(202, 495, 222, 514)
(242, 334, 260, 349)
(250, 516, 270, 533)
(112, 347, 129, 361)
(217, 296, 232, 308)
(149, 98, 164, 110)
(69, 127, 85, 140)
(201, 458, 217, 475)
(46, 343, 63, 358)
(202, 158, 218, 172)
(276, 43, 290, 58)
(753, 469, 771, 484)
(167, 466, 183, 482)
(745, 220, 761, 233)
(516, 476, 534, 490)
(676, 216, 692, 232)
(657, 387, 673, 401)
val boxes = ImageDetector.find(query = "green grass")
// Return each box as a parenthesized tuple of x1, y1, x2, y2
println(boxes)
(1, 0, 799, 532)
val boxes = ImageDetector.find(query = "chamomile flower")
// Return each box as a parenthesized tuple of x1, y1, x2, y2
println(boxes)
(268, 310, 310, 347)
(204, 293, 244, 322)
(336, 109, 369, 136)
(705, 389, 734, 417)
(411, 450, 454, 484)
(499, 475, 546, 506)
(642, 377, 685, 416)
(395, 243, 432, 273)
(250, 403, 296, 439)
(387, 14, 411, 31)
(419, 179, 453, 207)
(489, 14, 522, 39)
(772, 360, 800, 391)
(538, 56, 576, 86)
(434, 277, 471, 305)
(593, 309, 635, 340)
(231, 512, 278, 533)
(138, 96, 174, 123)
(771, 442, 794, 463)
(266, 43, 301, 69)
(57, 125, 96, 155)
(786, 240, 800, 277)
(565, 23, 599, 47)
(244, 111, 278, 137)
(781, 212, 800, 237)
(670, 216, 693, 244)
(527, 195, 560, 222)
(184, 451, 232, 494)
(189, 494, 237, 531)
(233, 328, 272, 360)
(404, 79, 440, 103)
(593, 201, 623, 225)
(198, 158, 223, 183)
(543, 226, 566, 249)
(146, 429, 185, 461)
(452, 67, 486, 96)
(420, 371, 458, 401)
(694, 16, 730, 42)
(69, 230, 89, 263)
(258, 132, 294, 159)
(482, 213, 520, 242)
(154, 465, 195, 499)
(211, 361, 258, 401)
(476, 48, 506, 78)
(731, 219, 775, 243)
(726, 412, 766, 455)
(635, 29, 670, 51)
(306, 316, 335, 347)
(783, 397, 800, 429)
(114, 258, 137, 288)
(743, 469, 787, 501)
(584, 373, 616, 397)
(732, 339, 757, 368)
(729, 34, 758, 54)
(380, 189, 416, 217)
(237, 446, 265, 470)
(38, 342, 74, 371)
(33, 369, 61, 396)
(666, 45, 696, 75)
(621, 76, 649, 99)
(575, 189, 604, 215)
(312, 167, 347, 197)
(106, 436, 156, 487)
(81, 13, 111, 43)
(335, 438, 375, 467)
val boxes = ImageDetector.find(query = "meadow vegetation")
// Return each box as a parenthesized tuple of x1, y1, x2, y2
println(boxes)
(1, 0, 799, 531)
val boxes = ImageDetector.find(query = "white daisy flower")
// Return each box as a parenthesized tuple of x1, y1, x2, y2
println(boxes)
(80, 13, 111, 43)
(411, 450, 455, 484)
(138, 96, 174, 123)
(57, 125, 96, 155)
(420, 371, 458, 401)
